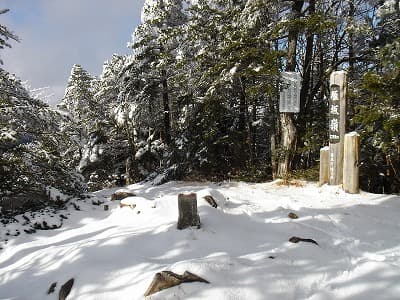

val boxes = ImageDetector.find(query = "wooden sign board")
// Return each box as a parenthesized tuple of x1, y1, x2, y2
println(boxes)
(279, 72, 301, 113)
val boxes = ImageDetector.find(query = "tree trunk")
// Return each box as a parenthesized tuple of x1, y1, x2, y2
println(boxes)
(271, 42, 280, 180)
(236, 76, 248, 167)
(239, 77, 247, 132)
(296, 0, 315, 168)
(278, 113, 297, 176)
(125, 121, 138, 184)
(250, 97, 257, 166)
(271, 132, 277, 180)
(161, 69, 171, 145)
(277, 0, 303, 177)
(347, 0, 355, 123)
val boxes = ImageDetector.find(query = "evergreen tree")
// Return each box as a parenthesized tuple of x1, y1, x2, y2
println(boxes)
(132, 0, 187, 145)
(58, 64, 95, 167)
(0, 69, 85, 212)
(354, 2, 400, 193)
(49, 0, 400, 192)
(177, 0, 282, 177)
(0, 8, 19, 65)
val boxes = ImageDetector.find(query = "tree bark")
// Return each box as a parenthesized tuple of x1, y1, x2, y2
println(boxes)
(278, 113, 297, 176)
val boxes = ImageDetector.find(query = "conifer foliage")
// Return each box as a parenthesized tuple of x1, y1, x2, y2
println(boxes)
(0, 10, 85, 214)
(0, 8, 19, 65)
(79, 0, 400, 191)
(0, 68, 85, 211)
(2, 0, 400, 209)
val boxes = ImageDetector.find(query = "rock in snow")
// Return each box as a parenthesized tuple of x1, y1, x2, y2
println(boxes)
(144, 270, 209, 296)
(59, 278, 74, 300)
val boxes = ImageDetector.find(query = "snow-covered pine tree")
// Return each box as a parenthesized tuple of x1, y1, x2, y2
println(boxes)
(172, 0, 279, 178)
(114, 0, 188, 183)
(58, 64, 95, 169)
(353, 1, 400, 193)
(132, 0, 187, 145)
(59, 64, 94, 121)
(83, 54, 132, 190)
(0, 68, 85, 214)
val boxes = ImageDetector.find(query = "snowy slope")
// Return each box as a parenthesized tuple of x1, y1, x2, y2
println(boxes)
(1, 181, 400, 300)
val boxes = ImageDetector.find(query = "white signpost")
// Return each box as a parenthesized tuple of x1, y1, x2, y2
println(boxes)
(279, 72, 301, 113)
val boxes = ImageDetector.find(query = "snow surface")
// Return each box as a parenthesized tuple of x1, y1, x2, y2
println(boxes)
(1, 181, 400, 299)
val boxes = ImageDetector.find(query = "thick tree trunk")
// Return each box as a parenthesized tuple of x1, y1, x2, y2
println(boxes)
(278, 113, 297, 176)
(277, 0, 303, 178)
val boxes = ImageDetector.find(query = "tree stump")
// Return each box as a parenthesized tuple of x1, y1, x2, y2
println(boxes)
(177, 193, 201, 230)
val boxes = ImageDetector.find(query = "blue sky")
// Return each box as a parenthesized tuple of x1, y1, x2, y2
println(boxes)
(1, 0, 145, 105)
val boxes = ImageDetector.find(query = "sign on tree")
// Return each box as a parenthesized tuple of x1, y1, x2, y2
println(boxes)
(279, 72, 301, 113)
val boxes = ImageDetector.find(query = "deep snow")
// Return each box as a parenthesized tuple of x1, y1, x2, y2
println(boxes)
(1, 181, 400, 299)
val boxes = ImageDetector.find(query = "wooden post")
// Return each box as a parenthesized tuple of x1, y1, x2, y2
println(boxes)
(329, 71, 347, 185)
(177, 193, 201, 230)
(319, 146, 330, 185)
(343, 132, 360, 193)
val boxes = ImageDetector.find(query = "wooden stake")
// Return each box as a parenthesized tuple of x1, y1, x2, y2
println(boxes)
(343, 132, 360, 194)
(319, 146, 330, 185)
(177, 193, 201, 230)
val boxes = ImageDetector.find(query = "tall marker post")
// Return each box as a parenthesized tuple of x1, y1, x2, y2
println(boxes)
(329, 71, 347, 185)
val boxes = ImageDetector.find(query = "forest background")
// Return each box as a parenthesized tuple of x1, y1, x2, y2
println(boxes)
(1, 0, 399, 214)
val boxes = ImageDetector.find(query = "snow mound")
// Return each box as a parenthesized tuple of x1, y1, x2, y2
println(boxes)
(1, 181, 400, 299)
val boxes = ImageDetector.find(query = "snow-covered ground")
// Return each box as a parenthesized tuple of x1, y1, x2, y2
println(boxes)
(1, 181, 400, 300)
